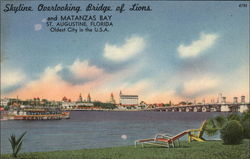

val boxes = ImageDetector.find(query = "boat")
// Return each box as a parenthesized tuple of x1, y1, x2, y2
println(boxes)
(7, 107, 70, 120)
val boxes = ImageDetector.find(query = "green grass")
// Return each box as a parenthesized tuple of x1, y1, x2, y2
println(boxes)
(1, 139, 249, 159)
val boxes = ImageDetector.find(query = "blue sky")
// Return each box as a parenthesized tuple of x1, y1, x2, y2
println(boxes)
(1, 1, 249, 103)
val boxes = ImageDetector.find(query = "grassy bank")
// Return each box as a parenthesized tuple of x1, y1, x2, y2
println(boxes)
(1, 139, 249, 159)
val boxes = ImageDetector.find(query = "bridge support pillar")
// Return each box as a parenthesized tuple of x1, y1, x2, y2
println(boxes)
(221, 105, 230, 112)
(239, 105, 249, 113)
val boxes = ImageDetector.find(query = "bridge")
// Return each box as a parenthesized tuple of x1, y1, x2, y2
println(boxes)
(146, 103, 250, 113)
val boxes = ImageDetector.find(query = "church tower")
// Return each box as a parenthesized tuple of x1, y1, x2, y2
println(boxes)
(87, 93, 91, 103)
(110, 93, 116, 104)
(78, 93, 83, 102)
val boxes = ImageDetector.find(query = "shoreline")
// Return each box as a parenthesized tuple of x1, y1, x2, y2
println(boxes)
(0, 110, 226, 121)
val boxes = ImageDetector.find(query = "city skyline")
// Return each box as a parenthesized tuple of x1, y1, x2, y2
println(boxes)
(1, 1, 249, 103)
(1, 91, 248, 105)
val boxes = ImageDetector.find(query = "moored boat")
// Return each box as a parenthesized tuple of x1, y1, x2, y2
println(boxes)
(6, 107, 70, 120)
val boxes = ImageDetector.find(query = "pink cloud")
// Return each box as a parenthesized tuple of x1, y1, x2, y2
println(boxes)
(5, 64, 104, 101)
(4, 61, 248, 104)
(69, 59, 104, 80)
(5, 60, 153, 102)
(182, 75, 220, 96)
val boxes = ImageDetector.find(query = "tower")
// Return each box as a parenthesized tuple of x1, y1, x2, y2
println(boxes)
(119, 90, 122, 104)
(217, 93, 222, 103)
(241, 96, 245, 103)
(202, 98, 206, 104)
(78, 93, 83, 102)
(87, 93, 91, 103)
(110, 93, 116, 104)
(233, 97, 238, 104)
(222, 97, 226, 103)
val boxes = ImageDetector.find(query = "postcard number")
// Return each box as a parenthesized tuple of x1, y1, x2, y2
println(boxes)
(239, 4, 247, 8)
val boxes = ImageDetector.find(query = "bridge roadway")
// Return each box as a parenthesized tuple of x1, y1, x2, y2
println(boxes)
(146, 103, 250, 113)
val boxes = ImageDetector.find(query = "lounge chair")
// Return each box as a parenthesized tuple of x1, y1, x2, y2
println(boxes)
(135, 120, 206, 148)
(135, 130, 189, 148)
(187, 120, 206, 142)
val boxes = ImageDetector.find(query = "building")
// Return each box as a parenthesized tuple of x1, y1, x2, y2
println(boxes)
(87, 93, 91, 103)
(61, 101, 76, 109)
(119, 91, 139, 106)
(217, 93, 222, 103)
(61, 97, 75, 109)
(76, 102, 94, 107)
(222, 97, 227, 103)
(70, 93, 94, 109)
(241, 96, 245, 103)
(233, 97, 238, 103)
(110, 93, 116, 104)
(78, 94, 83, 102)
(1, 98, 9, 107)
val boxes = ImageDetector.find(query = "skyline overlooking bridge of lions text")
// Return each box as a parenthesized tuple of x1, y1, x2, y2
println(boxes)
(1, 2, 249, 103)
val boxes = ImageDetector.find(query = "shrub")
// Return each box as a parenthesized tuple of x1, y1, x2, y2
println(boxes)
(242, 119, 250, 139)
(227, 113, 241, 121)
(220, 120, 243, 144)
(9, 131, 27, 158)
(241, 111, 250, 122)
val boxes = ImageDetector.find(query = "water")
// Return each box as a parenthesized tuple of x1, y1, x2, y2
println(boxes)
(0, 111, 224, 154)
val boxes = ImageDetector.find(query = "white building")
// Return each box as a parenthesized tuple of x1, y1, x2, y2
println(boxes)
(61, 101, 76, 109)
(217, 93, 222, 103)
(119, 91, 138, 106)
(1, 98, 9, 107)
(76, 102, 94, 107)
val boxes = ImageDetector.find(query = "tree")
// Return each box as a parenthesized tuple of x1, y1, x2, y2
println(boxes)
(204, 112, 250, 144)
(178, 101, 187, 105)
(204, 115, 228, 136)
(241, 109, 250, 138)
(93, 102, 117, 109)
(220, 120, 243, 144)
(242, 119, 250, 139)
(9, 131, 27, 158)
(204, 113, 243, 137)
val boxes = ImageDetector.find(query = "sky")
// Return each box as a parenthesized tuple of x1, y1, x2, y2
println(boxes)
(1, 1, 249, 104)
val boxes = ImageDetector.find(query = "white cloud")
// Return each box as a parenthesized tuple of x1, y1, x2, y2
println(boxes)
(69, 59, 104, 80)
(42, 64, 62, 81)
(178, 33, 218, 58)
(182, 75, 220, 96)
(104, 36, 145, 62)
(1, 69, 26, 89)
(34, 24, 42, 31)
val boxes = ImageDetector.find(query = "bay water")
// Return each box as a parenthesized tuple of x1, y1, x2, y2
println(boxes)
(0, 111, 224, 154)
